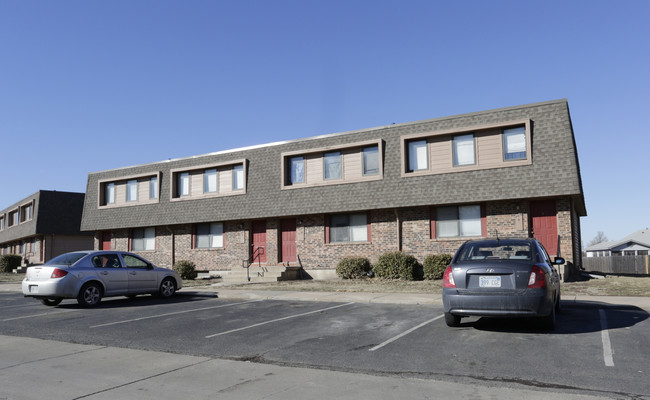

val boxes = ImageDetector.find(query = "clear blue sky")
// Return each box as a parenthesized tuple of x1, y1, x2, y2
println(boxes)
(1, 0, 648, 246)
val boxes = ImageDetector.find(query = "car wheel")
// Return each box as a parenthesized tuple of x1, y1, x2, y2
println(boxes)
(444, 312, 461, 327)
(539, 305, 556, 331)
(159, 278, 176, 298)
(40, 298, 63, 306)
(77, 282, 103, 307)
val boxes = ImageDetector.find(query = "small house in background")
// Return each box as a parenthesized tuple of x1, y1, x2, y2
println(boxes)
(0, 191, 94, 266)
(585, 229, 650, 257)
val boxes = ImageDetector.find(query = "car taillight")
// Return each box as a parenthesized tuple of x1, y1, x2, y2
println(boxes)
(50, 269, 68, 279)
(443, 266, 456, 288)
(527, 265, 546, 288)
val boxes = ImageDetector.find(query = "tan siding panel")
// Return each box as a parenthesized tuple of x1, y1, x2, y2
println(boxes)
(430, 136, 453, 173)
(343, 150, 362, 180)
(220, 169, 233, 193)
(306, 154, 322, 185)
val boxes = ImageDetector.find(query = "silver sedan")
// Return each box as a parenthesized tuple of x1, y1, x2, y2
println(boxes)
(22, 250, 182, 307)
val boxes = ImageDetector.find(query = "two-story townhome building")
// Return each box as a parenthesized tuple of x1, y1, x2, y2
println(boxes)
(80, 99, 586, 280)
(0, 191, 94, 265)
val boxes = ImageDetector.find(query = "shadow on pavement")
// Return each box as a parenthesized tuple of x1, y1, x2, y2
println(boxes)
(470, 299, 649, 334)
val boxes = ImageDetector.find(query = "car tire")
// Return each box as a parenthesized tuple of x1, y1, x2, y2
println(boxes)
(40, 298, 63, 306)
(77, 282, 103, 307)
(555, 290, 562, 313)
(539, 305, 556, 331)
(158, 278, 176, 298)
(444, 312, 461, 327)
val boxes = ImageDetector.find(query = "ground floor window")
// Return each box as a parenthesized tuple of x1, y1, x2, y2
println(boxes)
(195, 222, 224, 248)
(132, 227, 155, 251)
(435, 205, 482, 238)
(329, 213, 368, 243)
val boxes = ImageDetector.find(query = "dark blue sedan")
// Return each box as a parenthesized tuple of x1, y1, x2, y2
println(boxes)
(442, 238, 564, 330)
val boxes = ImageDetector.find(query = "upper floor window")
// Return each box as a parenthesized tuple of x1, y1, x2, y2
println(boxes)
(170, 160, 246, 200)
(178, 172, 190, 197)
(126, 180, 138, 202)
(453, 134, 475, 166)
(329, 213, 368, 243)
(503, 126, 527, 160)
(363, 146, 379, 176)
(408, 140, 428, 172)
(233, 165, 244, 190)
(149, 176, 158, 199)
(324, 151, 342, 180)
(0, 215, 5, 230)
(131, 227, 155, 251)
(106, 183, 115, 204)
(8, 210, 19, 227)
(204, 169, 218, 193)
(436, 205, 482, 238)
(20, 203, 33, 222)
(289, 156, 305, 185)
(282, 139, 383, 189)
(195, 222, 224, 248)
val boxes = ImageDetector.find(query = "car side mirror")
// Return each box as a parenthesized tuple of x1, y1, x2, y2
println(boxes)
(553, 257, 565, 265)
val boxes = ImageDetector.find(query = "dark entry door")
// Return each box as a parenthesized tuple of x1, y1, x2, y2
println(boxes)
(530, 200, 558, 256)
(280, 218, 297, 263)
(101, 232, 112, 250)
(252, 220, 267, 263)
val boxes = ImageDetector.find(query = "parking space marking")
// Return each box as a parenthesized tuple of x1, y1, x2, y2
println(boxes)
(205, 302, 355, 338)
(1, 309, 78, 322)
(369, 314, 444, 352)
(90, 300, 262, 328)
(599, 309, 615, 367)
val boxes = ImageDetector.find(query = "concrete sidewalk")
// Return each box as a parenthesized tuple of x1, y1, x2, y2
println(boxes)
(0, 334, 616, 400)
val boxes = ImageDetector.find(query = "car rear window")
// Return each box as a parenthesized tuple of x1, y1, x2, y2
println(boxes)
(457, 242, 533, 262)
(45, 252, 86, 266)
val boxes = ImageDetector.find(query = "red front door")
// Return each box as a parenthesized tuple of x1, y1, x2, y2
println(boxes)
(530, 200, 558, 256)
(280, 218, 297, 263)
(252, 220, 267, 263)
(101, 232, 112, 250)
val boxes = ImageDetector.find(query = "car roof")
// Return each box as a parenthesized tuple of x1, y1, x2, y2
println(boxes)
(463, 238, 537, 245)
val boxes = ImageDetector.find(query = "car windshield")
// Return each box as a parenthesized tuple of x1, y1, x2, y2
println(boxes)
(457, 242, 533, 262)
(45, 252, 87, 266)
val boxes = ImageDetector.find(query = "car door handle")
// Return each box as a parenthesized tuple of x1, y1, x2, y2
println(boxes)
(100, 271, 109, 275)
(129, 272, 137, 275)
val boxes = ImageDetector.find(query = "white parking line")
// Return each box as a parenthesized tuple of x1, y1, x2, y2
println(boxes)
(1, 309, 78, 322)
(369, 314, 444, 352)
(90, 300, 262, 328)
(205, 302, 355, 338)
(599, 309, 615, 367)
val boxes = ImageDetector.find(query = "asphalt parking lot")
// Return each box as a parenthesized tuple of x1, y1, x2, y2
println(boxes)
(1, 289, 649, 399)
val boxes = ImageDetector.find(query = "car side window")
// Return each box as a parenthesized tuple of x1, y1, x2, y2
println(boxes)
(92, 254, 122, 268)
(123, 254, 149, 269)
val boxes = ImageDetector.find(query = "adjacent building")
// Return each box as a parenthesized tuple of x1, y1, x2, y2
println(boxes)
(80, 99, 586, 279)
(0, 191, 94, 265)
(585, 229, 650, 257)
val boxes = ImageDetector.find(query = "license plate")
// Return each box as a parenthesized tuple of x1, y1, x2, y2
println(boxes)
(479, 276, 501, 288)
(29, 285, 39, 294)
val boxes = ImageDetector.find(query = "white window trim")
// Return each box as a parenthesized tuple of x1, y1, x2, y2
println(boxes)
(169, 159, 247, 202)
(97, 172, 161, 208)
(281, 139, 383, 190)
(400, 119, 531, 177)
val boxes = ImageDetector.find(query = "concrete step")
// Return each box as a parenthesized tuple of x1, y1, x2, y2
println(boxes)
(221, 265, 286, 284)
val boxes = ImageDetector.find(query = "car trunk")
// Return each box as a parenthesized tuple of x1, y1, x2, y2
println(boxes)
(456, 262, 534, 293)
(25, 266, 63, 282)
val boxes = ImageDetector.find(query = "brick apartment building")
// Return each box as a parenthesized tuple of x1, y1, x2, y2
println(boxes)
(80, 99, 586, 280)
(0, 191, 94, 265)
